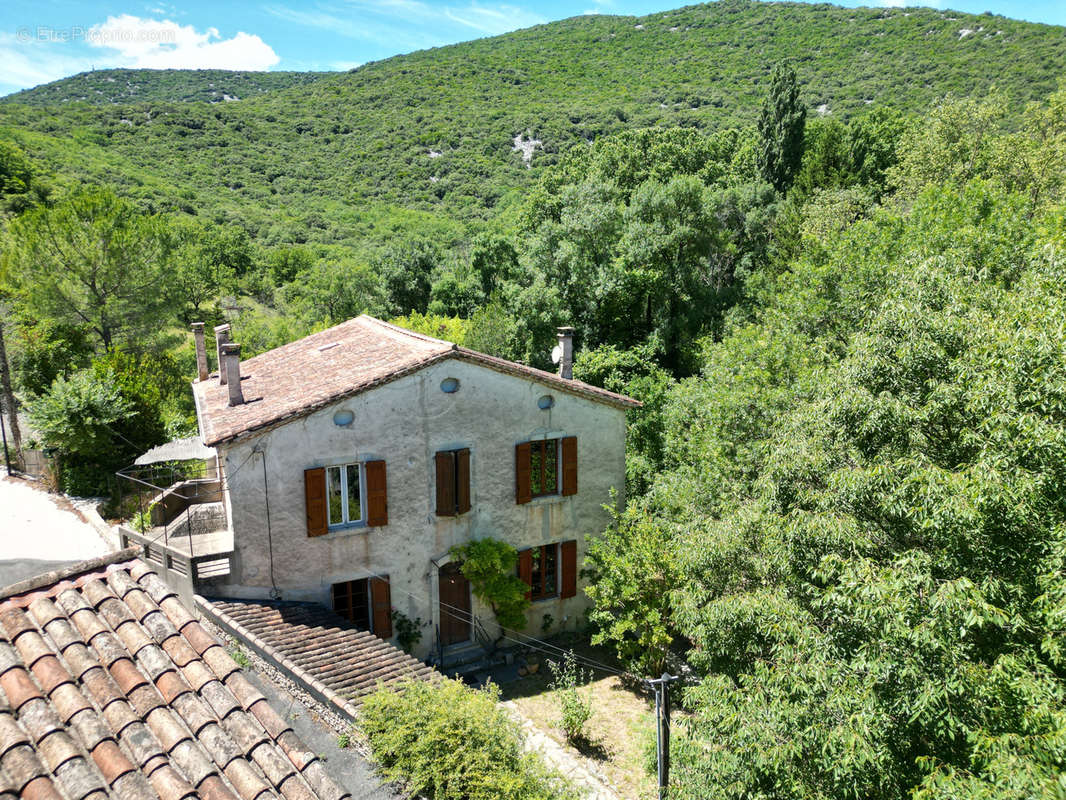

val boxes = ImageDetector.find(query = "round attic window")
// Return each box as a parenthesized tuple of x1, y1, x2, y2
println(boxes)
(440, 377, 460, 393)
(537, 394, 555, 410)
(333, 409, 355, 427)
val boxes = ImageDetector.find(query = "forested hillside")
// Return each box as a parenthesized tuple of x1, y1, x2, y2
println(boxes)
(2, 0, 1064, 248)
(2, 2, 1066, 797)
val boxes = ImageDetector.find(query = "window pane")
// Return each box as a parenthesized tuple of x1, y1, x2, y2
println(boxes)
(531, 546, 543, 597)
(530, 442, 544, 496)
(544, 440, 558, 494)
(346, 464, 362, 522)
(327, 466, 343, 525)
(543, 544, 558, 596)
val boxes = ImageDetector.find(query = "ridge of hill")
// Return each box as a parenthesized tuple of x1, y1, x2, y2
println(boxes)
(3, 69, 331, 105)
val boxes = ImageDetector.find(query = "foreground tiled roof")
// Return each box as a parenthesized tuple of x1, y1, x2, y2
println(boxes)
(0, 555, 349, 800)
(203, 600, 435, 706)
(193, 315, 639, 446)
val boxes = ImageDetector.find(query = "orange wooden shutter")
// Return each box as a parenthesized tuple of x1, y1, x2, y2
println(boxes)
(561, 436, 578, 496)
(304, 468, 327, 537)
(515, 442, 532, 505)
(518, 548, 533, 600)
(456, 448, 471, 514)
(435, 451, 455, 516)
(365, 460, 388, 526)
(370, 577, 392, 639)
(560, 540, 577, 598)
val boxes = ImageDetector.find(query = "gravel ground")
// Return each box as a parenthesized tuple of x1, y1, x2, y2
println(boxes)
(0, 475, 113, 587)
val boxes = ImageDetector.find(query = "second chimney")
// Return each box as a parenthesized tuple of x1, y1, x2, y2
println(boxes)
(221, 342, 244, 406)
(192, 323, 209, 382)
(214, 323, 231, 385)
(556, 326, 574, 380)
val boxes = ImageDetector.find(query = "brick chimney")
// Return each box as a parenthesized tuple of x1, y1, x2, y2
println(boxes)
(191, 323, 209, 382)
(213, 323, 231, 385)
(556, 326, 574, 380)
(220, 342, 244, 406)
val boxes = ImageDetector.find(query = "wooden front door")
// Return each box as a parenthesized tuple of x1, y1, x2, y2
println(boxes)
(438, 562, 471, 646)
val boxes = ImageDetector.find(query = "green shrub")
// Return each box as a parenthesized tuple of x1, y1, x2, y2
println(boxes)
(450, 538, 531, 631)
(548, 651, 593, 745)
(360, 678, 569, 800)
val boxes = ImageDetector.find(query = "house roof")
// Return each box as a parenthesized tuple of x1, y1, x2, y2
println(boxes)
(202, 599, 437, 706)
(192, 315, 640, 447)
(0, 551, 349, 800)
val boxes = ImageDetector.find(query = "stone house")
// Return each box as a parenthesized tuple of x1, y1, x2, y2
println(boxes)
(188, 316, 638, 661)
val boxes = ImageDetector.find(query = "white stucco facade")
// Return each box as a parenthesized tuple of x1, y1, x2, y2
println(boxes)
(202, 357, 628, 660)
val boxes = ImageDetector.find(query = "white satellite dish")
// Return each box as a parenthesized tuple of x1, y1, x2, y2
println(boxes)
(551, 344, 563, 364)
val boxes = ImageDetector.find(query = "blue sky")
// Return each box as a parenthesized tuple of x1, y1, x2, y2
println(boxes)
(2, 0, 1064, 96)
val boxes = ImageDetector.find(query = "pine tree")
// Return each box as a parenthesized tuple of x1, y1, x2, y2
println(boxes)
(757, 61, 807, 193)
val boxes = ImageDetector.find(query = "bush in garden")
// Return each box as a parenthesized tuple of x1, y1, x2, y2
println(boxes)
(360, 678, 569, 800)
(548, 650, 594, 745)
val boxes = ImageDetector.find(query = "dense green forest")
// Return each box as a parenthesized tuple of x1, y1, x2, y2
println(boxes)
(2, 1, 1066, 798)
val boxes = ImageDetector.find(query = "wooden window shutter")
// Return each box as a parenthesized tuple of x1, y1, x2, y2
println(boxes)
(561, 436, 578, 496)
(560, 540, 578, 598)
(365, 460, 388, 526)
(304, 468, 327, 537)
(515, 442, 532, 505)
(435, 451, 455, 516)
(456, 448, 471, 514)
(518, 548, 533, 600)
(370, 577, 392, 639)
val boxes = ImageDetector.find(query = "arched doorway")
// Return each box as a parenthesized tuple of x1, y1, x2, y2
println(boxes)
(438, 561, 471, 646)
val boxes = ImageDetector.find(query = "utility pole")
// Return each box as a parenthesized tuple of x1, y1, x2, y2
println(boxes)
(648, 672, 679, 800)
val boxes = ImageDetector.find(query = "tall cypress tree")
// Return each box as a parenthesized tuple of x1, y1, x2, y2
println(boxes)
(757, 61, 807, 193)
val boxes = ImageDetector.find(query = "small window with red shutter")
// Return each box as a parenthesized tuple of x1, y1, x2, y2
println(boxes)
(515, 436, 577, 504)
(306, 459, 388, 534)
(435, 448, 471, 516)
(516, 540, 578, 601)
(332, 576, 393, 639)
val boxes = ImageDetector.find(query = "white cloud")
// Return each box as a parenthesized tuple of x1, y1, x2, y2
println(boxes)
(0, 15, 280, 94)
(87, 15, 280, 70)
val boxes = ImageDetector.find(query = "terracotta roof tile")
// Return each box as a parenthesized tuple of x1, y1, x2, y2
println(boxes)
(0, 609, 37, 641)
(108, 659, 148, 696)
(89, 739, 134, 784)
(201, 648, 239, 682)
(146, 763, 196, 800)
(180, 660, 215, 693)
(0, 644, 19, 678)
(0, 669, 42, 712)
(181, 622, 218, 657)
(193, 314, 639, 446)
(51, 754, 107, 798)
(19, 775, 64, 800)
(136, 644, 174, 682)
(112, 621, 152, 657)
(205, 599, 435, 705)
(12, 633, 53, 670)
(196, 772, 240, 800)
(50, 684, 92, 724)
(200, 680, 240, 720)
(222, 757, 270, 799)
(142, 612, 180, 646)
(66, 710, 110, 752)
(31, 656, 72, 696)
(0, 559, 350, 799)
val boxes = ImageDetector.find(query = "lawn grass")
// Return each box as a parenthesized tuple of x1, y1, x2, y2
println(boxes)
(499, 635, 658, 800)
